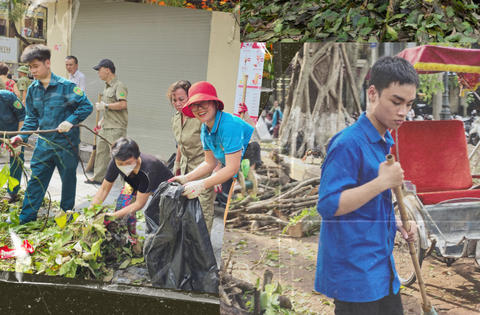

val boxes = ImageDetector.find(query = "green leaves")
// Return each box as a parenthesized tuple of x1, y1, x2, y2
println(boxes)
(240, 0, 480, 42)
(59, 259, 77, 278)
(386, 25, 398, 40)
(0, 202, 145, 282)
(119, 259, 131, 269)
(0, 165, 9, 189)
(274, 24, 283, 33)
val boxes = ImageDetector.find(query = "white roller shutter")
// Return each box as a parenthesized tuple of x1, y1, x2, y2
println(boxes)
(71, 0, 212, 159)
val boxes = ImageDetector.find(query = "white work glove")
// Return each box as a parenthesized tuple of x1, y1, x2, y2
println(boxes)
(181, 180, 206, 199)
(212, 171, 222, 193)
(167, 175, 188, 185)
(174, 161, 181, 176)
(8, 136, 23, 149)
(96, 101, 107, 111)
(58, 121, 73, 133)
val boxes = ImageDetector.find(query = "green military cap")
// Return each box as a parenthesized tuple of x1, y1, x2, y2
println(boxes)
(18, 66, 29, 74)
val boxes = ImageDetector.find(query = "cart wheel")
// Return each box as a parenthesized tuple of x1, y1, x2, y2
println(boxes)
(469, 133, 479, 146)
(475, 241, 480, 268)
(237, 171, 247, 197)
(392, 201, 426, 287)
(246, 168, 258, 197)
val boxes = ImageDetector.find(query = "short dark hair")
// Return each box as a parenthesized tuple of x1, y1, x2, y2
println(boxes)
(0, 62, 9, 75)
(369, 56, 419, 96)
(66, 56, 78, 64)
(21, 44, 51, 63)
(110, 137, 140, 161)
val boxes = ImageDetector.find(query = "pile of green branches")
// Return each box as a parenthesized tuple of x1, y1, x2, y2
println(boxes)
(0, 196, 145, 281)
(241, 0, 480, 42)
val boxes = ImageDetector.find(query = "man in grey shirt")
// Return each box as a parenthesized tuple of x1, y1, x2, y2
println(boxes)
(65, 55, 87, 93)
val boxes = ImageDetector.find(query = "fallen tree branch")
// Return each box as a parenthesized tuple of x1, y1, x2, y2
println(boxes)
(238, 214, 289, 227)
(220, 249, 233, 285)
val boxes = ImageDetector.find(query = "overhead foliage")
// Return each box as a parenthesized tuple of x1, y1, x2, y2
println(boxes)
(0, 0, 37, 46)
(241, 0, 480, 43)
(143, 0, 238, 12)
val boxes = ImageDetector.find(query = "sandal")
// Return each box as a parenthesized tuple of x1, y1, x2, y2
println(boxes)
(84, 179, 102, 185)
(2, 193, 18, 204)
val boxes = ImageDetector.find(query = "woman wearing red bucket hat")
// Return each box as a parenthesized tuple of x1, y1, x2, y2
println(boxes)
(166, 80, 221, 233)
(168, 81, 254, 200)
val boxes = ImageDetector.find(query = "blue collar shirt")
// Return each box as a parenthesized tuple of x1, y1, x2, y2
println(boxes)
(20, 72, 93, 149)
(200, 110, 254, 166)
(314, 112, 399, 302)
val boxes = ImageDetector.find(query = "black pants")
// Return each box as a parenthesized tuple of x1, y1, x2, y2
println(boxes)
(243, 142, 262, 168)
(334, 272, 404, 315)
(334, 290, 403, 315)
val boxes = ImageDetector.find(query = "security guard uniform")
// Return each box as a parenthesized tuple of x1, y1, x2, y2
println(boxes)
(90, 76, 128, 183)
(18, 70, 32, 103)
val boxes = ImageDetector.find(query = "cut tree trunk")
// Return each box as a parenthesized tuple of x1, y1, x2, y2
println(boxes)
(285, 212, 321, 238)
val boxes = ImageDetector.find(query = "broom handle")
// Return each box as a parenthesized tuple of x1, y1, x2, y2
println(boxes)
(386, 154, 432, 311)
(224, 75, 248, 224)
(223, 178, 236, 226)
(93, 94, 101, 145)
(240, 74, 248, 120)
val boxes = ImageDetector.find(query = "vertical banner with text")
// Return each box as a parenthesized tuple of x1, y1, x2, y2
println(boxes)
(233, 42, 266, 123)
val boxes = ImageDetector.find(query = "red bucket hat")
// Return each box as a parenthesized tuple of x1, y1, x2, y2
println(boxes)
(182, 81, 224, 118)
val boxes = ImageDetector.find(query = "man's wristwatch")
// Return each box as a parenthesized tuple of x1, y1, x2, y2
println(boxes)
(105, 104, 109, 110)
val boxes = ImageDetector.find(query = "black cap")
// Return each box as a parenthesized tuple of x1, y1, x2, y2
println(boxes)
(93, 59, 115, 72)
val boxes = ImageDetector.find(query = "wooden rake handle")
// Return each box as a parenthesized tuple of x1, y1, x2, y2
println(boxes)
(386, 154, 432, 312)
(93, 94, 101, 145)
(223, 178, 237, 226)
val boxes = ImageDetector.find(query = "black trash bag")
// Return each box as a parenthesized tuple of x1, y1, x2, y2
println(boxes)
(143, 181, 219, 294)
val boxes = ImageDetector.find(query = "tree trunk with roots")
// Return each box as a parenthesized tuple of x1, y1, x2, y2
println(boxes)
(278, 43, 357, 159)
(344, 43, 372, 115)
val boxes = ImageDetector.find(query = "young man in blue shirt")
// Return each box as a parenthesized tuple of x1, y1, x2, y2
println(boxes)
(10, 44, 93, 224)
(315, 56, 419, 315)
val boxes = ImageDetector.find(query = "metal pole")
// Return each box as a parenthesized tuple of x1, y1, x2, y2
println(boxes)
(440, 71, 451, 120)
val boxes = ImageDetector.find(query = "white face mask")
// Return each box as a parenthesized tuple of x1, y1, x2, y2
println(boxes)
(117, 163, 136, 176)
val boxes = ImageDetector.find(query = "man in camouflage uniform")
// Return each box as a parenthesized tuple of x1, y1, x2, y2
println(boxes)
(17, 66, 31, 104)
(85, 59, 128, 185)
(10, 44, 93, 224)
(0, 90, 25, 203)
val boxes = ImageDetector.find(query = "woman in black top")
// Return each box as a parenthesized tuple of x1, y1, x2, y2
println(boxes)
(89, 137, 173, 234)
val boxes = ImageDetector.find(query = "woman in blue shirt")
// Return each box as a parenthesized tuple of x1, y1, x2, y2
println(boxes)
(169, 81, 254, 199)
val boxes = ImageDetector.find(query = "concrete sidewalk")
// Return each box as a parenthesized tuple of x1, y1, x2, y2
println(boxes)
(0, 145, 224, 267)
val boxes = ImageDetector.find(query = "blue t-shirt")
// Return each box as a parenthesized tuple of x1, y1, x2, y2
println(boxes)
(314, 112, 400, 302)
(272, 108, 282, 126)
(0, 90, 24, 132)
(201, 110, 254, 166)
(21, 73, 93, 149)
